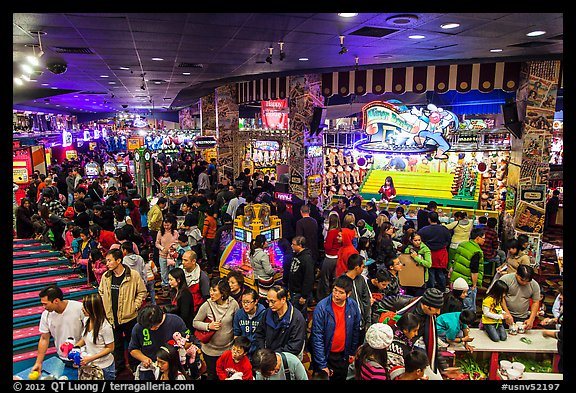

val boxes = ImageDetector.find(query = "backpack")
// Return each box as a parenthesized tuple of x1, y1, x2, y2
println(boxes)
(78, 364, 104, 380)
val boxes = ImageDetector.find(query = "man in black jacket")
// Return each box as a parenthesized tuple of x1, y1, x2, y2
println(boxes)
(348, 196, 370, 225)
(288, 236, 316, 321)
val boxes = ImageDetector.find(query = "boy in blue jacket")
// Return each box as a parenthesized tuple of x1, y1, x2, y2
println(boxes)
(233, 287, 266, 359)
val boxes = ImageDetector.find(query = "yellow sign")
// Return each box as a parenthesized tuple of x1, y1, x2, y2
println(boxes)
(66, 150, 78, 160)
(203, 148, 217, 162)
(89, 142, 97, 151)
(13, 168, 29, 184)
(127, 137, 142, 150)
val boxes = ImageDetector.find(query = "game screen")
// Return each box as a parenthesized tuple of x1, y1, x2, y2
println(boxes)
(234, 228, 247, 242)
(222, 241, 284, 277)
(85, 162, 100, 177)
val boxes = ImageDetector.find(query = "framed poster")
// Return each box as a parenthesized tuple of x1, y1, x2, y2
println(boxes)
(514, 201, 545, 234)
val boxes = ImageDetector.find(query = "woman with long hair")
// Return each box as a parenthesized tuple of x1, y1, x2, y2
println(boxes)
(155, 345, 188, 380)
(138, 197, 152, 244)
(354, 323, 393, 380)
(167, 268, 195, 330)
(317, 211, 342, 301)
(121, 197, 142, 234)
(249, 234, 275, 302)
(16, 197, 35, 239)
(156, 214, 179, 296)
(482, 280, 513, 342)
(401, 231, 432, 296)
(192, 278, 239, 380)
(376, 221, 397, 259)
(378, 176, 396, 203)
(73, 293, 116, 380)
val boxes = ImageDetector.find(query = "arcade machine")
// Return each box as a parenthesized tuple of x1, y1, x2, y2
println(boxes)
(13, 143, 47, 205)
(219, 203, 284, 290)
(102, 160, 118, 177)
(133, 147, 154, 199)
(84, 161, 101, 180)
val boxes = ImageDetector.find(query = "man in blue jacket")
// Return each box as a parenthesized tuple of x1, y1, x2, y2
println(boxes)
(310, 275, 361, 380)
(254, 285, 307, 359)
(233, 287, 266, 359)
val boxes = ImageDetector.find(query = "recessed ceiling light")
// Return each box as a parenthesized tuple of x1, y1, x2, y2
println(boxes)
(108, 81, 116, 84)
(152, 57, 164, 61)
(154, 81, 161, 84)
(338, 13, 358, 18)
(41, 83, 49, 86)
(441, 23, 460, 29)
(526, 30, 546, 37)
(21, 64, 34, 74)
(119, 66, 130, 70)
(490, 48, 503, 53)
(50, 87, 58, 89)
(14, 77, 23, 86)
(408, 35, 426, 39)
(85, 99, 90, 101)
(182, 72, 191, 75)
(100, 75, 109, 78)
(73, 95, 78, 98)
(298, 57, 309, 61)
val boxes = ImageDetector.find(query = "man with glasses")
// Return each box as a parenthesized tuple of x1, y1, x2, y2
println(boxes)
(128, 304, 191, 380)
(310, 275, 361, 380)
(233, 288, 266, 359)
(449, 227, 486, 312)
(499, 265, 541, 331)
(254, 285, 307, 359)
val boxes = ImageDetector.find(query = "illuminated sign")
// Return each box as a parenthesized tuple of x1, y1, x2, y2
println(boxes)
(94, 129, 101, 139)
(362, 101, 413, 134)
(62, 130, 73, 147)
(83, 130, 92, 141)
(261, 99, 289, 130)
(306, 145, 323, 158)
(66, 150, 78, 160)
(274, 192, 293, 203)
(193, 136, 218, 149)
(134, 118, 147, 128)
(254, 141, 279, 151)
(127, 137, 142, 150)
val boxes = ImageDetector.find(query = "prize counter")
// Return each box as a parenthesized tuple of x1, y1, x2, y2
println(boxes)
(219, 203, 284, 289)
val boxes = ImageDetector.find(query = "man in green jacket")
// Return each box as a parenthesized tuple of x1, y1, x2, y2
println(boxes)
(449, 227, 485, 312)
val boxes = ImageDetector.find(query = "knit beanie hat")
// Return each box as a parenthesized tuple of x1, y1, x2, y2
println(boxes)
(452, 277, 470, 291)
(365, 323, 394, 350)
(421, 288, 444, 309)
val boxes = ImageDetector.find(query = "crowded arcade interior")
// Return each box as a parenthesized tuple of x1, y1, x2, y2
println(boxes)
(12, 12, 563, 384)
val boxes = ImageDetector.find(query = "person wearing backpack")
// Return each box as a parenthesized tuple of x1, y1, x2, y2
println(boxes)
(252, 348, 309, 380)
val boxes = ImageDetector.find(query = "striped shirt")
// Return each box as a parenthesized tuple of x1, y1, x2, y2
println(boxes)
(359, 359, 388, 380)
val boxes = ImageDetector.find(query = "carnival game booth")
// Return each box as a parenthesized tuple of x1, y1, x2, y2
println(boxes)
(325, 100, 511, 211)
(13, 140, 48, 205)
(219, 203, 284, 290)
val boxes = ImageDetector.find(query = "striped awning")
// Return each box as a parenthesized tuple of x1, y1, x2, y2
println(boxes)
(235, 61, 521, 104)
(321, 62, 521, 97)
(237, 77, 290, 105)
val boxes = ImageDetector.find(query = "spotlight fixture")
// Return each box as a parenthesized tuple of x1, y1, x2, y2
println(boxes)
(339, 35, 348, 55)
(140, 83, 146, 90)
(279, 42, 286, 61)
(265, 47, 273, 64)
(354, 56, 359, 70)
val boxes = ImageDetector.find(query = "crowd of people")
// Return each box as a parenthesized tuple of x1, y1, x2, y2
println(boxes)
(15, 152, 563, 381)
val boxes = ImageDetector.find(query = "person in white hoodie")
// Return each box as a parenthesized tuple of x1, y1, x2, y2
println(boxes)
(121, 241, 146, 286)
(249, 234, 276, 303)
(443, 211, 473, 271)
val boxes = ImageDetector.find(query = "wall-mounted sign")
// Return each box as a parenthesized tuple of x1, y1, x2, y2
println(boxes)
(307, 175, 323, 198)
(274, 192, 294, 203)
(127, 137, 142, 151)
(519, 184, 546, 209)
(290, 173, 303, 185)
(62, 130, 73, 148)
(306, 145, 323, 158)
(89, 142, 97, 151)
(83, 130, 92, 141)
(66, 150, 78, 160)
(193, 135, 218, 149)
(13, 167, 28, 184)
(261, 99, 289, 130)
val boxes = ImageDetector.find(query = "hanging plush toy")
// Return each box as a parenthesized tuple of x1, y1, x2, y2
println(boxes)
(352, 164, 361, 184)
(336, 165, 345, 185)
(344, 166, 352, 184)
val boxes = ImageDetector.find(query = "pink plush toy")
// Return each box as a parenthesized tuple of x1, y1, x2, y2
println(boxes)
(172, 332, 199, 363)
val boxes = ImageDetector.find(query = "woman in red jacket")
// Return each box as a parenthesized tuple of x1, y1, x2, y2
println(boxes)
(335, 226, 358, 277)
(121, 197, 142, 234)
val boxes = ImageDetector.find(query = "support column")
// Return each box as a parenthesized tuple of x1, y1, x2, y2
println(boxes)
(288, 74, 324, 202)
(508, 60, 561, 267)
(201, 92, 217, 138)
(215, 84, 239, 181)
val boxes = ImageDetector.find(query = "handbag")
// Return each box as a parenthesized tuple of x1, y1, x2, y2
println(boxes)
(78, 364, 104, 380)
(194, 302, 216, 344)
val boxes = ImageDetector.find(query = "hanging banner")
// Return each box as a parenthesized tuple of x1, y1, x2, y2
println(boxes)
(261, 99, 289, 130)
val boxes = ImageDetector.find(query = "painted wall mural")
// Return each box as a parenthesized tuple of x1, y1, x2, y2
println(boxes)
(216, 84, 239, 180)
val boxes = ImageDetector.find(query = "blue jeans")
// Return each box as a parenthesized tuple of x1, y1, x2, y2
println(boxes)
(463, 286, 477, 312)
(158, 257, 173, 289)
(146, 280, 156, 305)
(102, 362, 116, 380)
(484, 323, 507, 342)
(427, 268, 447, 292)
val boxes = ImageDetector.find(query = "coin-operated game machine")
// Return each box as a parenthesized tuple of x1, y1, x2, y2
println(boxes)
(84, 161, 101, 180)
(133, 147, 154, 199)
(219, 203, 284, 290)
(102, 160, 118, 177)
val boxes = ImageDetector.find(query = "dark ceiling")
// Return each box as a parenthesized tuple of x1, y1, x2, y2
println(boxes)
(13, 13, 562, 115)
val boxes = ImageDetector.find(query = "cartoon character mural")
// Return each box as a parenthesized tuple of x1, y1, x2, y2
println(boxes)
(407, 104, 458, 159)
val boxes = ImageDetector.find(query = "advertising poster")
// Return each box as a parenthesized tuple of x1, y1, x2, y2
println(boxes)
(514, 200, 545, 234)
(513, 229, 542, 268)
(519, 184, 547, 209)
(261, 99, 289, 130)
